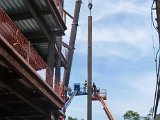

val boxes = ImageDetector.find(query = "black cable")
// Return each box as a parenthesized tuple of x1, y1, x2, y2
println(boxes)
(151, 1, 158, 31)
(151, 0, 160, 118)
(152, 0, 160, 57)
(152, 47, 160, 119)
(153, 32, 160, 119)
(153, 54, 160, 119)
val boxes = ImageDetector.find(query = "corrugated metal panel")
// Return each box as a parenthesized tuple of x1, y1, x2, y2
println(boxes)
(33, 0, 60, 31)
(40, 0, 47, 7)
(0, 0, 61, 32)
(0, 0, 29, 14)
(35, 0, 47, 10)
(43, 14, 58, 31)
(48, 14, 57, 27)
(0, 0, 64, 63)
(15, 19, 40, 34)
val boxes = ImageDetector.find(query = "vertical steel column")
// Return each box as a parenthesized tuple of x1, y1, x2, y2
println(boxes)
(46, 35, 56, 87)
(87, 16, 92, 120)
(55, 37, 62, 94)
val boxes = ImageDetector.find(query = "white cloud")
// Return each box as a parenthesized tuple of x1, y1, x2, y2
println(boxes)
(75, 14, 157, 60)
(73, 3, 156, 60)
(64, 0, 156, 60)
(92, 0, 150, 22)
(64, 0, 157, 120)
(107, 71, 156, 119)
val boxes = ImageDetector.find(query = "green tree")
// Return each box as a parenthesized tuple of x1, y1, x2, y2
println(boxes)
(141, 116, 150, 120)
(123, 108, 152, 120)
(123, 110, 141, 120)
(68, 116, 78, 120)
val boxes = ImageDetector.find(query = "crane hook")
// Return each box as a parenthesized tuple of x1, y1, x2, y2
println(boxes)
(88, 3, 93, 15)
(88, 0, 93, 15)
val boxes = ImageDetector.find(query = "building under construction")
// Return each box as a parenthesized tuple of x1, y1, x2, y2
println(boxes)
(0, 0, 115, 119)
(0, 0, 80, 119)
(1, 0, 160, 120)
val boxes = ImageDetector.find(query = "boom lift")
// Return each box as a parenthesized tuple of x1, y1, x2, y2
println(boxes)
(59, 0, 114, 119)
(63, 82, 115, 120)
(93, 92, 115, 120)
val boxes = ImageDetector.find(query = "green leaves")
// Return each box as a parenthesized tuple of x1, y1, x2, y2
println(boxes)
(68, 116, 78, 120)
(124, 110, 141, 120)
(123, 109, 152, 120)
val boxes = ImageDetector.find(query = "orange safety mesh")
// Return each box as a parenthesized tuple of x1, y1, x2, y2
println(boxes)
(46, 67, 54, 87)
(55, 83, 64, 96)
(0, 7, 47, 71)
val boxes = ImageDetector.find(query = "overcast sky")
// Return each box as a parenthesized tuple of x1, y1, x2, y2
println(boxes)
(61, 0, 159, 120)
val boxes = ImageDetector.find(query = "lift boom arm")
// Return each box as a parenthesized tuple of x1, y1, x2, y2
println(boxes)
(94, 93, 115, 120)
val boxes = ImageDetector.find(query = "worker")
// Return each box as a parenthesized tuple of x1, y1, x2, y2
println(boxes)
(92, 82, 97, 92)
(83, 80, 87, 93)
(93, 82, 100, 93)
(84, 80, 87, 87)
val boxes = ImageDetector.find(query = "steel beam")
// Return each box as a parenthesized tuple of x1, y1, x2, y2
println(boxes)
(63, 0, 82, 92)
(0, 94, 22, 104)
(63, 9, 73, 19)
(0, 111, 42, 118)
(0, 72, 46, 114)
(24, 32, 46, 40)
(0, 34, 64, 109)
(44, 0, 67, 34)
(62, 41, 73, 50)
(9, 10, 51, 21)
(22, 0, 67, 70)
(22, 0, 55, 42)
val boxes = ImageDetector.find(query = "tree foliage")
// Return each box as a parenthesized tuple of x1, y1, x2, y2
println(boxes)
(123, 110, 141, 120)
(68, 116, 78, 120)
(123, 109, 152, 120)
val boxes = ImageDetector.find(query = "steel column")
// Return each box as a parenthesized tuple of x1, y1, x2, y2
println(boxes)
(46, 36, 56, 87)
(55, 37, 62, 93)
(87, 16, 92, 120)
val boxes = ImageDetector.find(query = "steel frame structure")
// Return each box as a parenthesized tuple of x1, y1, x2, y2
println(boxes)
(0, 0, 81, 119)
